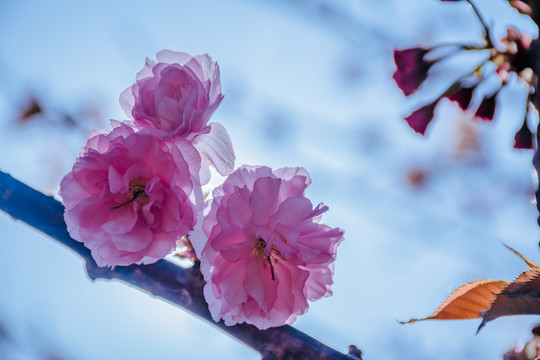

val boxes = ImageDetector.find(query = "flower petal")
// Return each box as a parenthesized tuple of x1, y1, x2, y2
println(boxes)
(192, 122, 235, 177)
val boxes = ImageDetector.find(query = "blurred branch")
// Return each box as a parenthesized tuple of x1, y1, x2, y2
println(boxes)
(0, 170, 361, 360)
(523, 3, 540, 227)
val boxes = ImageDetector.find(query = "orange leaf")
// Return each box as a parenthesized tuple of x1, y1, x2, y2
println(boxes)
(401, 279, 509, 324)
(478, 270, 540, 331)
(501, 242, 540, 270)
(503, 269, 540, 297)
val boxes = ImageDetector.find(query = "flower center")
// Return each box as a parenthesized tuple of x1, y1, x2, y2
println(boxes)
(255, 238, 266, 252)
(110, 184, 148, 210)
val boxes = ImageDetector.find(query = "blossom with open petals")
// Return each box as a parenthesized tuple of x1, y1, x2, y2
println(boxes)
(194, 165, 343, 329)
(120, 50, 234, 181)
(60, 123, 202, 267)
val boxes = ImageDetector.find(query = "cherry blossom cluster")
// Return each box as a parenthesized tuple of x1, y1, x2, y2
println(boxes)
(59, 50, 344, 330)
(393, 0, 537, 150)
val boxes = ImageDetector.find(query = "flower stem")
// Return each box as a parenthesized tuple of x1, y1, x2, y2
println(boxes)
(465, 0, 494, 48)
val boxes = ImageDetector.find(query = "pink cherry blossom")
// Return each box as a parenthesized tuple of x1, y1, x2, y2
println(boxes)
(121, 50, 222, 136)
(59, 123, 202, 267)
(120, 50, 234, 180)
(193, 165, 344, 329)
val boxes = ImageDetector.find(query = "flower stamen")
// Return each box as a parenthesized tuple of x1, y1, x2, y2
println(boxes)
(255, 238, 276, 281)
(111, 184, 148, 210)
(267, 255, 275, 281)
(255, 238, 266, 251)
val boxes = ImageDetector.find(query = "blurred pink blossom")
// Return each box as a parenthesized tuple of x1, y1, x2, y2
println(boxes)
(404, 100, 439, 135)
(60, 123, 202, 267)
(475, 91, 498, 121)
(513, 114, 534, 150)
(193, 165, 344, 329)
(393, 48, 433, 96)
(447, 85, 474, 110)
(120, 50, 234, 181)
(504, 325, 540, 360)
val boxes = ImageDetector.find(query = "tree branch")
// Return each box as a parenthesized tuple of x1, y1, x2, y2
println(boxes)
(520, 1, 540, 228)
(0, 170, 361, 360)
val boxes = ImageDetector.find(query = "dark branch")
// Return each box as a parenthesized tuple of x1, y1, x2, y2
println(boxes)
(0, 170, 361, 360)
(522, 3, 540, 228)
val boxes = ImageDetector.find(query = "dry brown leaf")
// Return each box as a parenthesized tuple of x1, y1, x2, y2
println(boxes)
(503, 270, 540, 297)
(401, 279, 509, 324)
(479, 270, 540, 331)
(405, 168, 428, 188)
(403, 245, 540, 331)
(18, 97, 42, 122)
(501, 242, 540, 270)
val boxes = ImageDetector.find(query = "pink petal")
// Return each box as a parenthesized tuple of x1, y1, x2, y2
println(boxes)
(244, 259, 278, 313)
(192, 122, 235, 177)
(249, 177, 281, 225)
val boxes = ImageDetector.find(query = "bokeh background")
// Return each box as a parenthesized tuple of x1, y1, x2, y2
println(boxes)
(0, 0, 539, 359)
